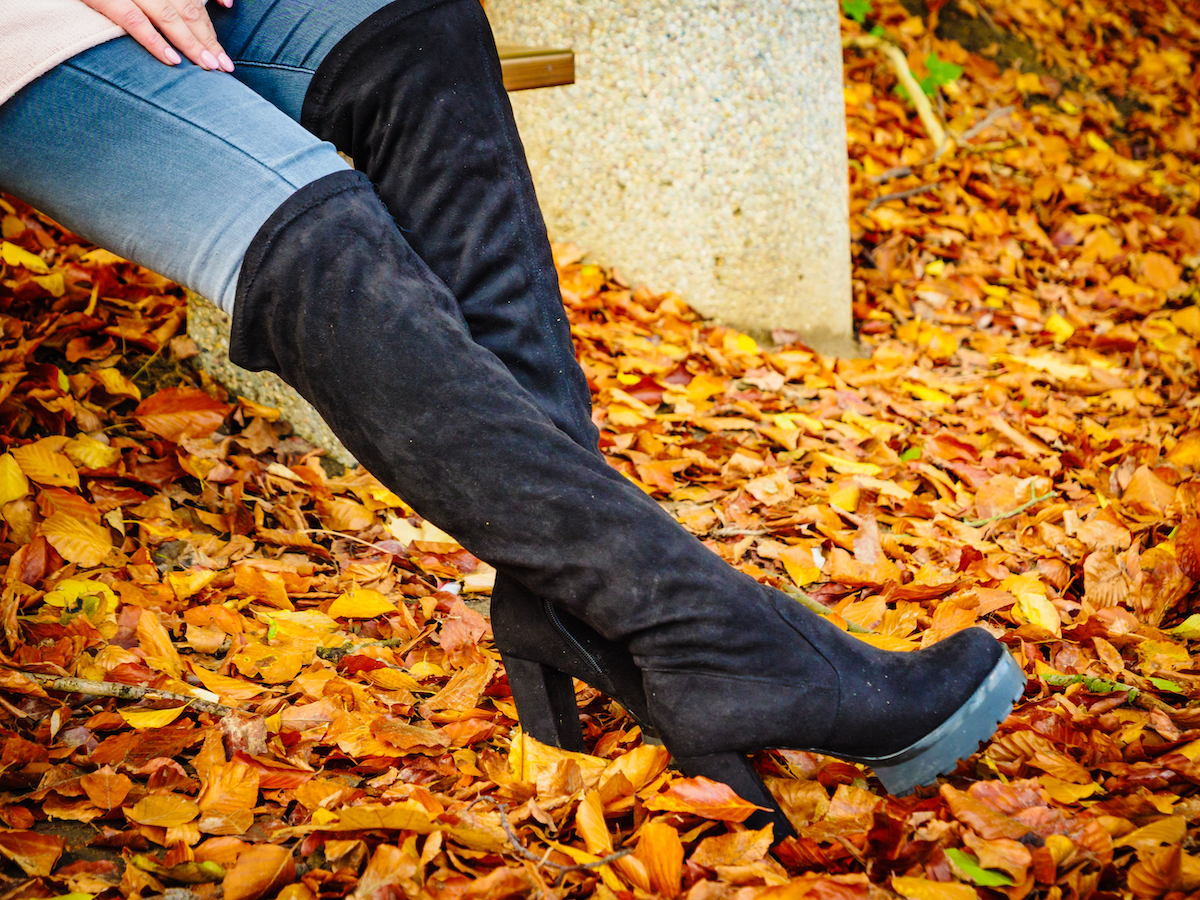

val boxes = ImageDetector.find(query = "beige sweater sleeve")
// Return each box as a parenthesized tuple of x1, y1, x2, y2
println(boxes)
(0, 0, 126, 108)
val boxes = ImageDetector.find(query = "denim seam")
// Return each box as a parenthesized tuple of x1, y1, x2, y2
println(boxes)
(230, 60, 317, 76)
(61, 60, 319, 193)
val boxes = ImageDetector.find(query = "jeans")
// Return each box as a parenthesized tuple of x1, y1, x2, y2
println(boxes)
(0, 0, 399, 314)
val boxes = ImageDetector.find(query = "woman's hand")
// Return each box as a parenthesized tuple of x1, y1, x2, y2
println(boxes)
(80, 0, 236, 71)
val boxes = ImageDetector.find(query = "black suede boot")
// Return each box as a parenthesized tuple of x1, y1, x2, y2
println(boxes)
(232, 171, 1025, 842)
(298, 0, 655, 753)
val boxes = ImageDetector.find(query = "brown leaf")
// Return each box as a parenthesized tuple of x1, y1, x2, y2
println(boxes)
(79, 766, 132, 810)
(134, 387, 232, 442)
(41, 511, 111, 568)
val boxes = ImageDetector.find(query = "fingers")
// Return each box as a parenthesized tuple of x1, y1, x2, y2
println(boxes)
(145, 0, 235, 71)
(82, 0, 234, 71)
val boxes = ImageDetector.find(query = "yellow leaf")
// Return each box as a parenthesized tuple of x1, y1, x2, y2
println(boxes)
(1012, 591, 1061, 637)
(327, 586, 396, 619)
(1039, 775, 1102, 803)
(891, 876, 978, 900)
(166, 568, 217, 601)
(64, 435, 122, 470)
(41, 512, 111, 568)
(780, 545, 821, 588)
(1115, 816, 1186, 851)
(0, 454, 29, 506)
(119, 706, 187, 730)
(33, 272, 65, 297)
(126, 793, 198, 827)
(12, 439, 79, 488)
(815, 452, 881, 476)
(901, 381, 952, 404)
(43, 579, 116, 618)
(93, 368, 142, 401)
(1045, 314, 1075, 343)
(0, 241, 49, 273)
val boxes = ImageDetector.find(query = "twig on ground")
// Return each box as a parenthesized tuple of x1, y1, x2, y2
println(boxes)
(481, 799, 635, 887)
(784, 588, 872, 634)
(871, 165, 914, 185)
(20, 672, 233, 716)
(844, 35, 948, 154)
(959, 105, 1016, 142)
(867, 183, 942, 210)
(961, 490, 1054, 527)
(709, 527, 770, 537)
(316, 625, 436, 662)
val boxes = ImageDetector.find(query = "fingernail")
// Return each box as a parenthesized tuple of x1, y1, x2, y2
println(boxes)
(218, 52, 235, 72)
(201, 49, 219, 70)
(164, 47, 183, 65)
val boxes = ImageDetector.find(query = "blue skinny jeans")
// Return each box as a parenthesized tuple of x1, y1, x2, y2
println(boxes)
(0, 0, 402, 314)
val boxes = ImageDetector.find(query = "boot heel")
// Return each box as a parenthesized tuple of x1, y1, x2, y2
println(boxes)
(502, 653, 587, 753)
(673, 751, 796, 844)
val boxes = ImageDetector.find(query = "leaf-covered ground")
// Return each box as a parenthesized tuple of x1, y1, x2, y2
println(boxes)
(0, 2, 1198, 899)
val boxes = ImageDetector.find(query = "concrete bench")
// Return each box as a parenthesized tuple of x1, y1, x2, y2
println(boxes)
(188, 41, 575, 467)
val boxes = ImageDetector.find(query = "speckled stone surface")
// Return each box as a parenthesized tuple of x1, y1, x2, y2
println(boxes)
(488, 0, 855, 353)
(187, 294, 357, 466)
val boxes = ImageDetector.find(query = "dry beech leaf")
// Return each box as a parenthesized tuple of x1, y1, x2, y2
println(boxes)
(41, 511, 111, 567)
(222, 843, 295, 900)
(125, 794, 199, 827)
(635, 821, 684, 898)
(891, 877, 978, 900)
(12, 440, 78, 488)
(134, 387, 232, 442)
(643, 776, 766, 822)
(0, 830, 63, 876)
(80, 766, 132, 810)
(1128, 844, 1182, 900)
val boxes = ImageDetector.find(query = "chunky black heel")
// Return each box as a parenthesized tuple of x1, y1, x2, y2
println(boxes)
(673, 751, 797, 842)
(501, 654, 587, 752)
(491, 587, 657, 749)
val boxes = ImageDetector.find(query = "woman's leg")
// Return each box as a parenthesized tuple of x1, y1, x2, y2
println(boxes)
(0, 35, 348, 315)
(205, 0, 653, 756)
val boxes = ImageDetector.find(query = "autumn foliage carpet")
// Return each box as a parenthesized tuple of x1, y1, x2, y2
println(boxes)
(0, 1, 1198, 899)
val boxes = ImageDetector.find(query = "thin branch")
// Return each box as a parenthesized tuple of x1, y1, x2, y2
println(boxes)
(316, 626, 436, 663)
(21, 672, 233, 716)
(961, 490, 1054, 527)
(871, 165, 914, 185)
(867, 183, 941, 210)
(959, 105, 1016, 142)
(481, 799, 635, 888)
(783, 587, 873, 634)
(293, 528, 399, 552)
(844, 35, 948, 154)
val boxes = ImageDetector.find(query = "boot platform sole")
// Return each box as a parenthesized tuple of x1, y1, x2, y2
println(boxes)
(857, 650, 1026, 794)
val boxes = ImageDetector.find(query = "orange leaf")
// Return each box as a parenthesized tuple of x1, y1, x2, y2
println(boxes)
(41, 512, 111, 568)
(635, 821, 683, 898)
(643, 776, 767, 822)
(137, 609, 183, 678)
(0, 830, 63, 876)
(1128, 844, 1182, 900)
(198, 759, 261, 816)
(80, 766, 132, 810)
(126, 793, 199, 827)
(134, 387, 232, 442)
(222, 843, 295, 900)
(575, 790, 612, 856)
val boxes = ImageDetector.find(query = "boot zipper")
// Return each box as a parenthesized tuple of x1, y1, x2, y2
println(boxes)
(543, 599, 604, 680)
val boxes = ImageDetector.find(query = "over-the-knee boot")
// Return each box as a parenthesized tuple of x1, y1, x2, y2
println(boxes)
(298, 0, 655, 751)
(231, 171, 1025, 842)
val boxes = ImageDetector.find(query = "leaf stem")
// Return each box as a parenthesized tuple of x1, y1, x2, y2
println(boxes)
(962, 490, 1054, 527)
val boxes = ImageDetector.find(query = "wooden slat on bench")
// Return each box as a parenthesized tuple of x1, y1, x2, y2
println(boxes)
(497, 44, 574, 91)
